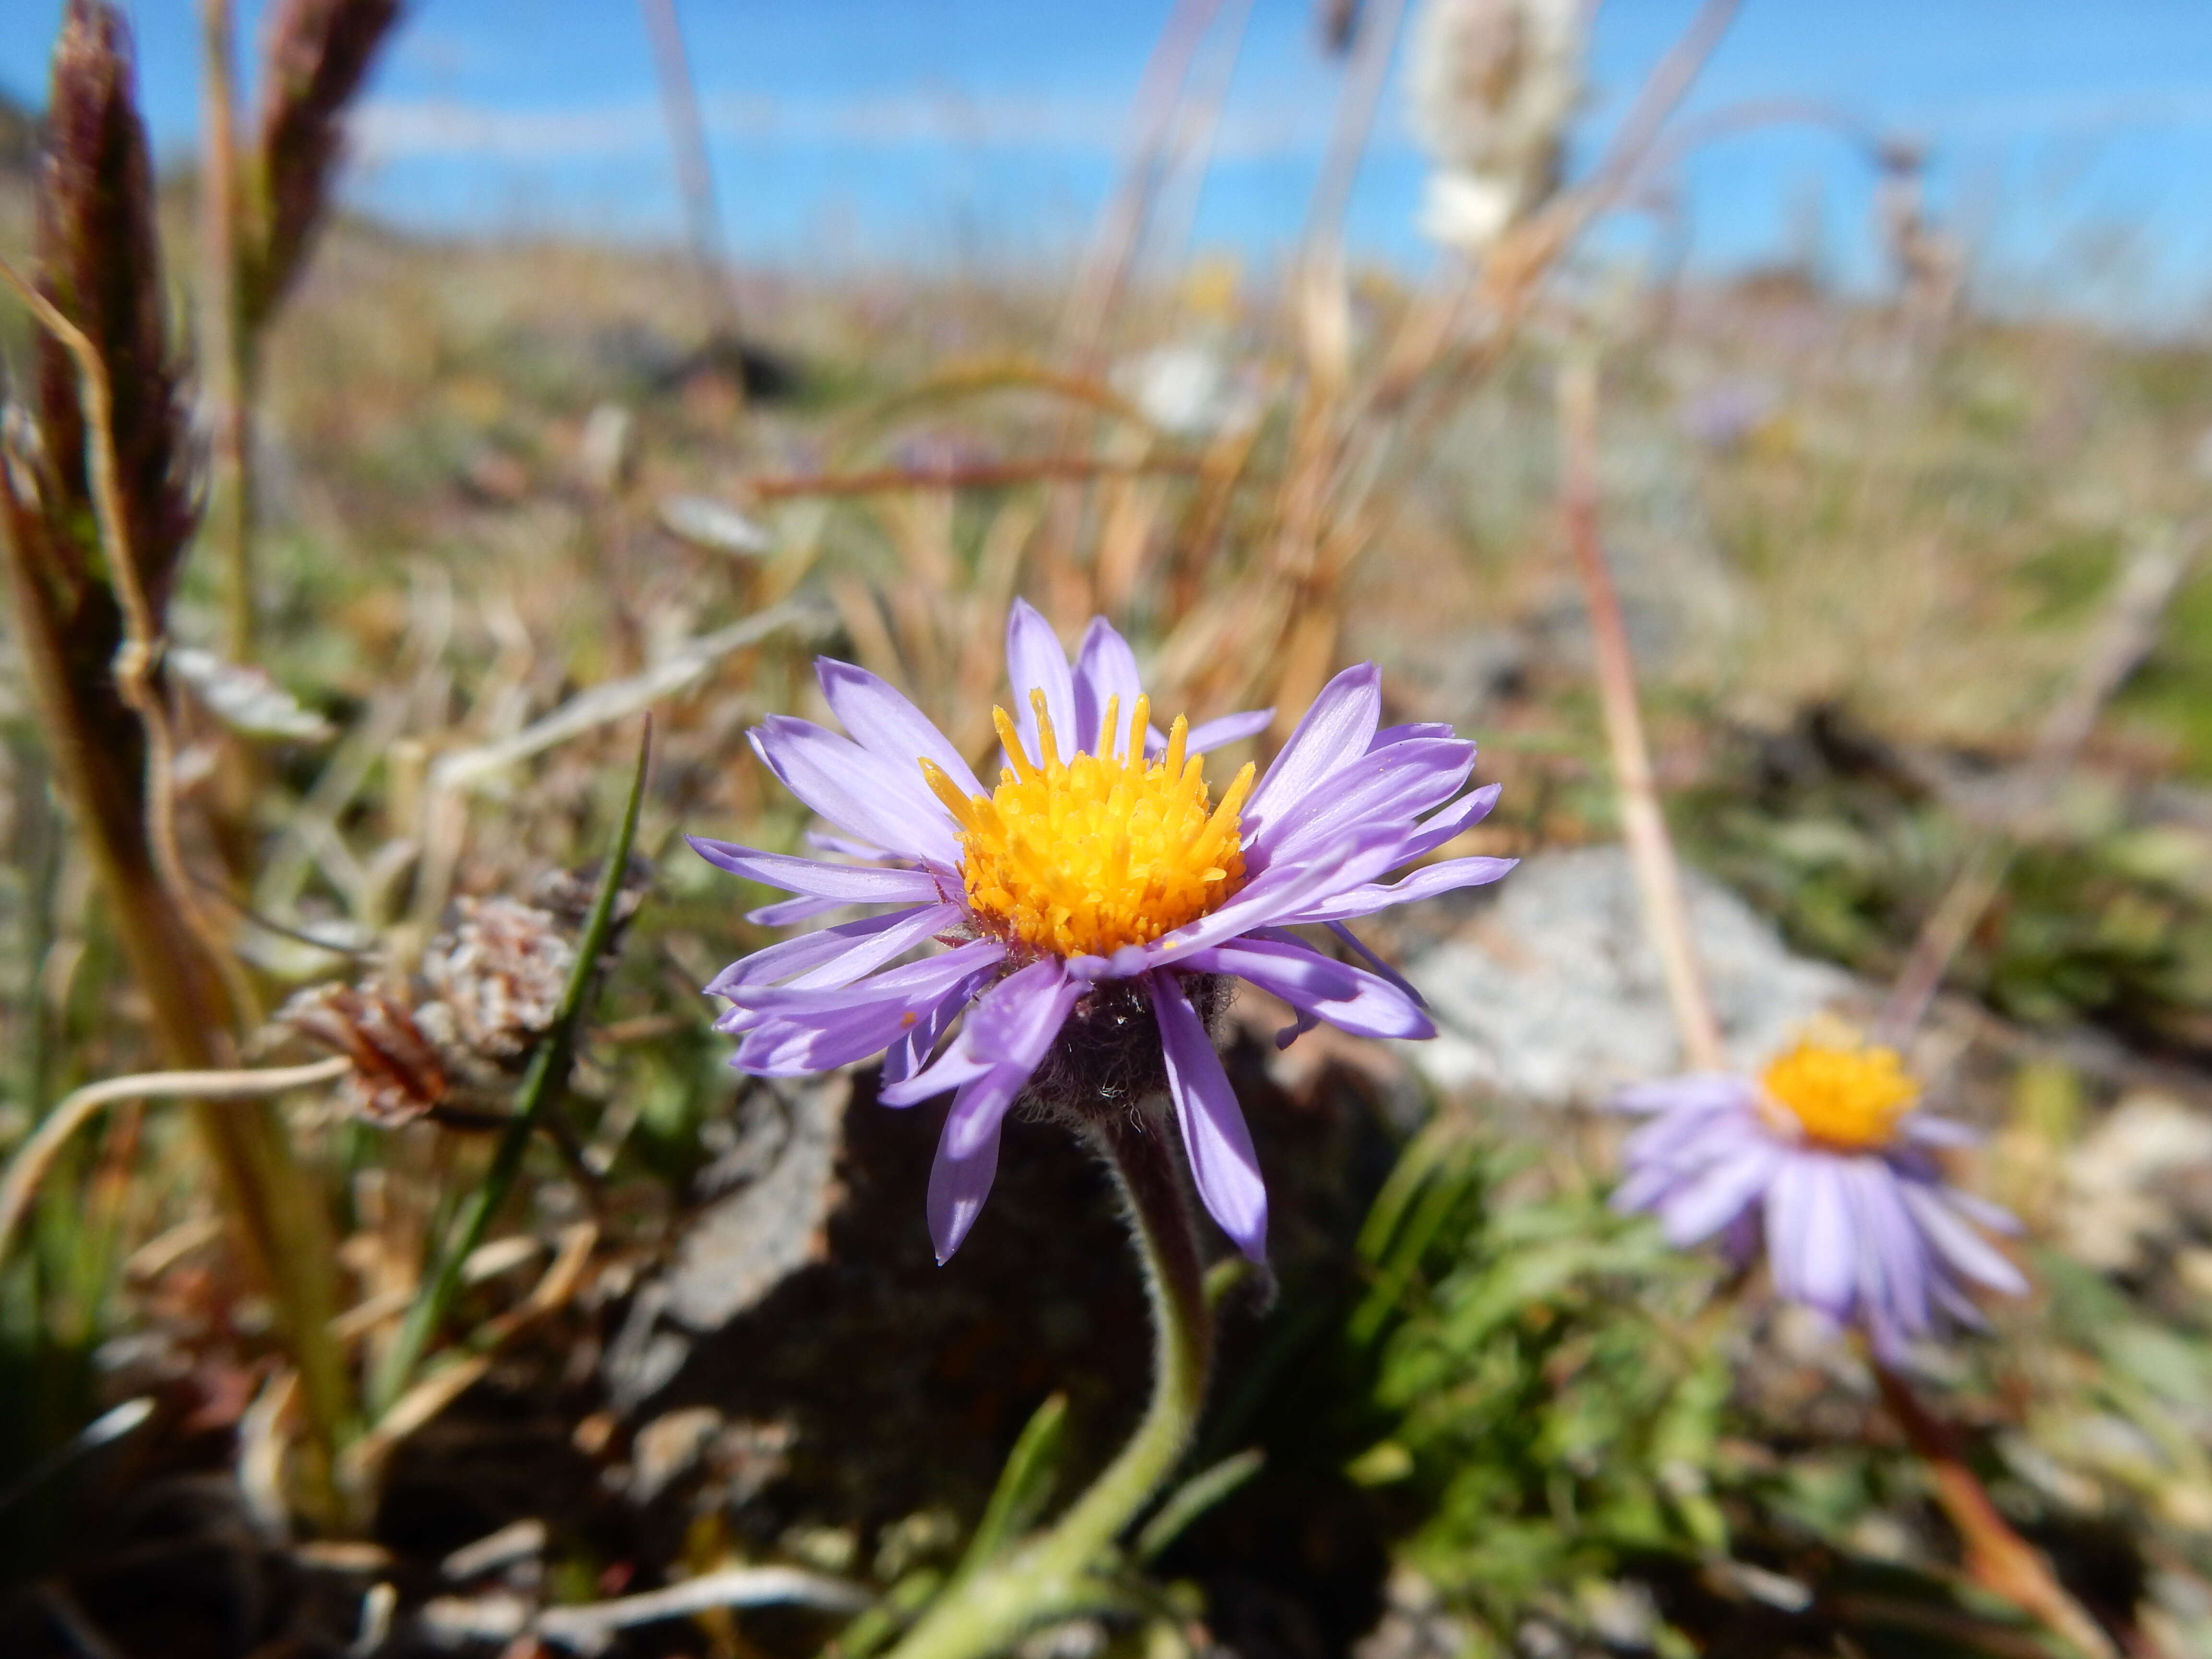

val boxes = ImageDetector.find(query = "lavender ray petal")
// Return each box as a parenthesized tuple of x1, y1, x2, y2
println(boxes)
(1186, 709, 1275, 754)
(1185, 938, 1434, 1040)
(1623, 1099, 1758, 1166)
(964, 958, 1084, 1067)
(1844, 1159, 1933, 1337)
(817, 658, 986, 798)
(705, 903, 950, 995)
(748, 895, 851, 927)
(737, 998, 949, 1075)
(880, 960, 1080, 1106)
(731, 938, 1004, 1016)
(1900, 1113, 1982, 1149)
(1398, 783, 1503, 860)
(927, 1082, 1009, 1263)
(1611, 1162, 1685, 1214)
(1786, 1155, 1857, 1318)
(750, 719, 962, 866)
(1655, 1144, 1784, 1246)
(1614, 1073, 1756, 1116)
(789, 904, 966, 990)
(1318, 922, 1426, 1006)
(942, 1061, 1034, 1160)
(1286, 856, 1519, 924)
(883, 968, 999, 1089)
(1933, 1184, 2024, 1237)
(1253, 739, 1477, 870)
(1239, 663, 1382, 843)
(804, 830, 914, 864)
(1151, 972, 1268, 1261)
(1072, 617, 1145, 758)
(1764, 1155, 1816, 1304)
(729, 947, 1001, 1072)
(1371, 722, 1455, 747)
(1899, 1182, 2029, 1295)
(687, 836, 949, 904)
(879, 1045, 997, 1107)
(1005, 599, 1079, 768)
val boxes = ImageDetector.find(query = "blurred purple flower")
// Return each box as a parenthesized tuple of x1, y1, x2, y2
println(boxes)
(1612, 1038, 2027, 1357)
(693, 601, 1513, 1264)
(1679, 378, 1778, 454)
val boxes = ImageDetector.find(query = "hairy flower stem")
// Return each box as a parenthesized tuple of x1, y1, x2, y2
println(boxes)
(886, 1110, 1213, 1659)
(1872, 1361, 2116, 1659)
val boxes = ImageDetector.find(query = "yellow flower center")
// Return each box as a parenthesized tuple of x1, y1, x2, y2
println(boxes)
(1759, 1040, 1918, 1150)
(920, 689, 1255, 960)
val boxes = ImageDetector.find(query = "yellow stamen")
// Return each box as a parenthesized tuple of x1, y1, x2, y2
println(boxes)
(992, 706, 1040, 784)
(1760, 1039, 1918, 1150)
(926, 686, 1250, 959)
(1030, 688, 1062, 767)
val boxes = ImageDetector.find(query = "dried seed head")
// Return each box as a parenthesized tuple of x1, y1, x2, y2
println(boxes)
(35, 0, 195, 607)
(422, 897, 576, 1059)
(280, 983, 447, 1126)
(248, 0, 404, 331)
(1407, 0, 1583, 253)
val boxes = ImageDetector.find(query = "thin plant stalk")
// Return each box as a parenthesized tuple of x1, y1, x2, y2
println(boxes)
(1058, 0, 1225, 376)
(368, 721, 652, 1419)
(0, 256, 350, 1515)
(885, 1110, 1213, 1659)
(1873, 1362, 2117, 1659)
(199, 0, 255, 663)
(1300, 0, 1406, 281)
(1556, 352, 1724, 1070)
(1037, 0, 1225, 614)
(639, 0, 743, 354)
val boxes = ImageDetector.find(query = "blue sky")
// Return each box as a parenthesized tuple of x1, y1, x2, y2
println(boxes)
(9, 1, 2212, 319)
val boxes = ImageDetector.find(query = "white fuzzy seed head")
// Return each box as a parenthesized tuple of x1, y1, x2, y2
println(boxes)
(1407, 0, 1586, 252)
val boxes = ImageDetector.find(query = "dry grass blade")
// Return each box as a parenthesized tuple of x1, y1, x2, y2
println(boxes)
(533, 1567, 873, 1651)
(749, 454, 1202, 502)
(427, 599, 828, 794)
(0, 1058, 350, 1269)
(1058, 0, 1226, 375)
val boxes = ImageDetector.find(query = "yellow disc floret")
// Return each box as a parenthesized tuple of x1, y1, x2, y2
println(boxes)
(1759, 1039, 1918, 1150)
(919, 689, 1255, 960)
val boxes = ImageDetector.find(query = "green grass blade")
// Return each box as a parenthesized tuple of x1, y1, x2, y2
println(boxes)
(368, 720, 652, 1417)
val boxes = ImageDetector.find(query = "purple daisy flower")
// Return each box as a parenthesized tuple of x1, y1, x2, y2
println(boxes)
(690, 601, 1514, 1263)
(1612, 1036, 2028, 1357)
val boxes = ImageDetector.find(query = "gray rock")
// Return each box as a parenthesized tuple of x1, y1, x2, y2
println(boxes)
(1406, 845, 1856, 1104)
(663, 1077, 849, 1334)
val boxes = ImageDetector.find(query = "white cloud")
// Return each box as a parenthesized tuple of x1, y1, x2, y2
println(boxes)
(349, 85, 1370, 166)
